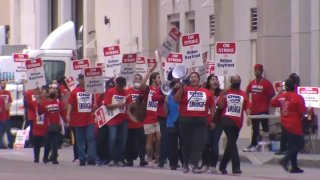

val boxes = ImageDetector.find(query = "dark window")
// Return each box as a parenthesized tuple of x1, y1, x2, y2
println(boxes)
(43, 60, 65, 85)
(209, 14, 215, 37)
(251, 8, 258, 32)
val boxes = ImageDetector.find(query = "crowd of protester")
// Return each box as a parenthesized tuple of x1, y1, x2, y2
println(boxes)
(0, 63, 312, 174)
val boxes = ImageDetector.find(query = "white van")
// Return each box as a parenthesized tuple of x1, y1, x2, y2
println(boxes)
(0, 21, 78, 146)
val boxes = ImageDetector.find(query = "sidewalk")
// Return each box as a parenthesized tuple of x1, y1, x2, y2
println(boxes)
(238, 151, 320, 168)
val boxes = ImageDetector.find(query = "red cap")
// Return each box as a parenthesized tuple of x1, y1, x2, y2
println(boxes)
(254, 64, 263, 71)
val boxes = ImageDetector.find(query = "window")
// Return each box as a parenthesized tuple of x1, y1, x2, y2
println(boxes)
(209, 14, 215, 37)
(43, 60, 66, 84)
(186, 11, 195, 34)
(251, 8, 258, 32)
(168, 14, 180, 52)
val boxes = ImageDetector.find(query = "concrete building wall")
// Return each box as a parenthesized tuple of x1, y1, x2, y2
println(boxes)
(0, 0, 10, 26)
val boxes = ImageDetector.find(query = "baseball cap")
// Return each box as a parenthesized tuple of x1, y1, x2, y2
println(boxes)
(254, 64, 264, 71)
(78, 73, 84, 79)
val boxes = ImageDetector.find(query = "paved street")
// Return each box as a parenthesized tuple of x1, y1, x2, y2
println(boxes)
(0, 148, 319, 180)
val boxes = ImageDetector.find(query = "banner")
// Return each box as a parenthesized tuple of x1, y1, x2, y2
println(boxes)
(13, 53, 29, 80)
(96, 62, 106, 77)
(207, 61, 215, 75)
(181, 33, 203, 68)
(103, 45, 122, 78)
(158, 26, 181, 58)
(298, 87, 320, 108)
(273, 81, 284, 93)
(135, 56, 148, 77)
(164, 53, 183, 80)
(215, 42, 237, 76)
(14, 126, 30, 149)
(71, 58, 90, 78)
(120, 53, 137, 83)
(25, 58, 46, 90)
(84, 67, 104, 94)
(65, 76, 77, 91)
(95, 105, 119, 128)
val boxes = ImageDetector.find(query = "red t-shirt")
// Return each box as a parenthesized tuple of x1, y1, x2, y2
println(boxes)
(271, 92, 306, 135)
(127, 87, 144, 129)
(152, 87, 166, 118)
(32, 100, 47, 136)
(103, 87, 128, 126)
(68, 87, 94, 127)
(0, 90, 12, 120)
(219, 89, 251, 129)
(178, 86, 214, 117)
(144, 86, 159, 124)
(0, 97, 6, 122)
(25, 90, 37, 121)
(246, 78, 275, 114)
(39, 99, 65, 126)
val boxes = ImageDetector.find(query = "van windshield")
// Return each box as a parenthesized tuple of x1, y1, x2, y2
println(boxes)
(43, 60, 65, 85)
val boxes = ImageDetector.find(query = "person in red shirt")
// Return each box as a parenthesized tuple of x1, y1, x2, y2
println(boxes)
(32, 86, 50, 163)
(243, 64, 275, 152)
(39, 87, 65, 164)
(271, 79, 306, 173)
(67, 73, 96, 166)
(142, 71, 162, 166)
(24, 88, 40, 148)
(103, 76, 128, 167)
(0, 93, 7, 148)
(0, 80, 13, 149)
(174, 72, 215, 173)
(217, 75, 250, 175)
(152, 81, 168, 168)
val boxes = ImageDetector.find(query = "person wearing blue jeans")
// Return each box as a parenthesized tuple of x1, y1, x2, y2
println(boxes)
(75, 124, 96, 165)
(108, 120, 128, 166)
(103, 77, 129, 167)
(0, 120, 13, 149)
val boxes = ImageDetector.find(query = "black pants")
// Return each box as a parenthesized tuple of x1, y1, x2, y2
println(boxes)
(125, 127, 146, 162)
(202, 123, 223, 167)
(71, 128, 79, 160)
(250, 112, 269, 146)
(179, 116, 207, 166)
(97, 125, 109, 162)
(45, 132, 59, 162)
(167, 123, 183, 168)
(159, 117, 168, 164)
(283, 132, 304, 169)
(33, 135, 50, 161)
(219, 117, 241, 171)
(280, 126, 288, 152)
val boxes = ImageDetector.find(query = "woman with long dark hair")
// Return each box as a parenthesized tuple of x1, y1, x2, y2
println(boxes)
(200, 74, 224, 173)
(174, 72, 215, 173)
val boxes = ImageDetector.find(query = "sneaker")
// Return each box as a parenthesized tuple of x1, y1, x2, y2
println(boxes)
(219, 169, 228, 174)
(73, 159, 80, 164)
(108, 161, 115, 167)
(146, 161, 154, 167)
(43, 158, 49, 164)
(182, 166, 189, 173)
(139, 160, 148, 167)
(116, 161, 126, 167)
(192, 165, 202, 174)
(242, 145, 256, 152)
(87, 160, 97, 166)
(233, 169, 242, 174)
(34, 159, 39, 163)
(79, 160, 86, 166)
(158, 161, 165, 168)
(290, 167, 304, 173)
(170, 166, 177, 170)
(210, 167, 219, 174)
(200, 166, 209, 173)
(52, 161, 59, 165)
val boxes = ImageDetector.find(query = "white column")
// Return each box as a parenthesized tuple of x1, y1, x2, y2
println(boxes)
(310, 0, 320, 86)
(35, 0, 49, 48)
(291, 0, 311, 86)
(58, 0, 72, 25)
(257, 0, 291, 83)
(83, 0, 96, 61)
(10, 0, 21, 44)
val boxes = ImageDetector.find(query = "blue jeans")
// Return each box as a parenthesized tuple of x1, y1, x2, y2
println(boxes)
(108, 120, 128, 162)
(0, 120, 13, 148)
(75, 124, 96, 161)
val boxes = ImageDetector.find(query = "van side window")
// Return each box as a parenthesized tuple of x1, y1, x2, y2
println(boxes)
(44, 60, 66, 84)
